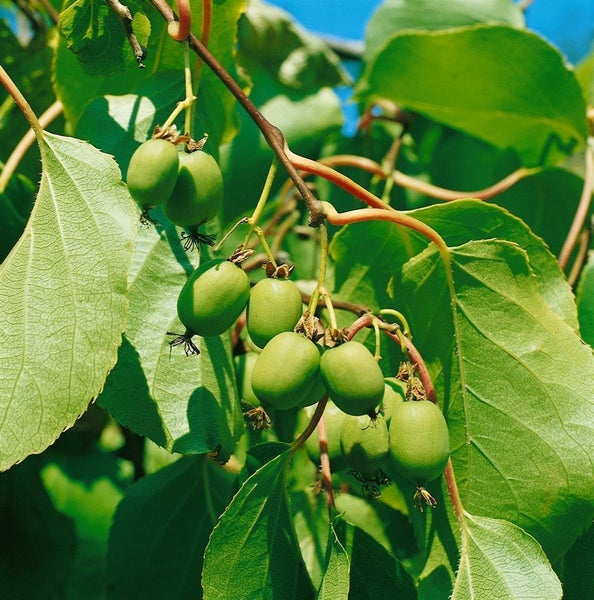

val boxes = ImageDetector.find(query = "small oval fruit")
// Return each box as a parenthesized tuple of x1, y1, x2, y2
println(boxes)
(340, 413, 390, 474)
(304, 400, 348, 472)
(251, 332, 321, 410)
(381, 377, 406, 425)
(164, 150, 223, 227)
(126, 139, 179, 208)
(177, 259, 250, 337)
(246, 278, 303, 348)
(388, 400, 450, 485)
(320, 341, 385, 415)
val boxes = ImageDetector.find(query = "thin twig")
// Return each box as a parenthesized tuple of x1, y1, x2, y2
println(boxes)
(0, 99, 63, 193)
(558, 141, 594, 271)
(105, 0, 146, 67)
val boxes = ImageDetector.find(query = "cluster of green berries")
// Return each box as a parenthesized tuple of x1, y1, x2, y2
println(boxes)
(126, 137, 223, 232)
(127, 137, 450, 496)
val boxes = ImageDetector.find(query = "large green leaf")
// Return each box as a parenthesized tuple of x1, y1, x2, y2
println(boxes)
(98, 222, 244, 462)
(364, 0, 524, 63)
(356, 25, 587, 166)
(58, 0, 150, 75)
(202, 449, 315, 599)
(396, 240, 594, 560)
(317, 520, 350, 600)
(54, 0, 245, 146)
(331, 199, 578, 329)
(562, 521, 594, 599)
(0, 132, 137, 471)
(452, 514, 561, 599)
(347, 525, 417, 599)
(107, 456, 235, 599)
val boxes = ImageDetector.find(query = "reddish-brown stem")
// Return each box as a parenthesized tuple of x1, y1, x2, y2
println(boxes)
(167, 0, 191, 40)
(558, 142, 594, 271)
(0, 99, 63, 193)
(288, 150, 391, 210)
(150, 0, 324, 225)
(322, 201, 449, 258)
(201, 0, 212, 48)
(393, 166, 539, 201)
(445, 459, 466, 524)
(350, 313, 466, 521)
(316, 154, 386, 178)
(316, 413, 336, 511)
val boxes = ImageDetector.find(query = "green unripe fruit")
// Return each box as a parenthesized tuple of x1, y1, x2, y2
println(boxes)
(164, 150, 224, 227)
(246, 278, 303, 348)
(126, 139, 179, 208)
(234, 352, 260, 406)
(304, 400, 348, 472)
(388, 400, 450, 485)
(381, 377, 406, 425)
(340, 413, 390, 474)
(177, 259, 250, 337)
(320, 341, 385, 416)
(251, 332, 321, 410)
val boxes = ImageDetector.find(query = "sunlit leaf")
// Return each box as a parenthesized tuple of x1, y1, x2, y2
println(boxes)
(98, 222, 244, 462)
(452, 514, 561, 599)
(0, 132, 137, 471)
(396, 240, 594, 560)
(356, 25, 587, 166)
(365, 0, 524, 63)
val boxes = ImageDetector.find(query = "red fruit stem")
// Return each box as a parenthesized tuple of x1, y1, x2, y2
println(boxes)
(167, 0, 191, 40)
(316, 413, 336, 512)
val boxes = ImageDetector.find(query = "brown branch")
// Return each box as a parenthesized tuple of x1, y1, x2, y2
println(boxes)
(105, 0, 146, 68)
(149, 0, 325, 226)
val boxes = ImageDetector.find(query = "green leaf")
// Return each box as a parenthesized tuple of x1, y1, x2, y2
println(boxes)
(356, 25, 587, 166)
(318, 520, 350, 600)
(0, 132, 137, 471)
(452, 514, 561, 599)
(0, 173, 35, 261)
(396, 240, 594, 560)
(98, 223, 244, 462)
(55, 0, 245, 144)
(58, 0, 150, 75)
(0, 458, 77, 599)
(365, 0, 524, 63)
(576, 250, 594, 347)
(347, 525, 417, 599)
(237, 0, 349, 91)
(562, 521, 594, 599)
(331, 199, 577, 330)
(202, 450, 315, 599)
(75, 70, 184, 176)
(220, 86, 343, 225)
(107, 456, 235, 599)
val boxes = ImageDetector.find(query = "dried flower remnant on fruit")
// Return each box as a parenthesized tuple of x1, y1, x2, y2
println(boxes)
(414, 486, 438, 512)
(350, 469, 391, 499)
(241, 401, 272, 431)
